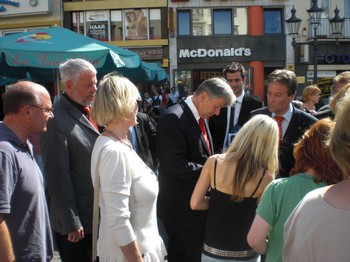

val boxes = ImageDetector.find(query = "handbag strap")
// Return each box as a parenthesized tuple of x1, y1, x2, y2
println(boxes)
(92, 145, 107, 262)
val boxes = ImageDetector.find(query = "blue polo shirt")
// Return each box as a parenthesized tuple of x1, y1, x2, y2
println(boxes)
(0, 122, 53, 261)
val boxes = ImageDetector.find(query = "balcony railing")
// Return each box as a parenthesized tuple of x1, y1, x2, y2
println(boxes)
(307, 18, 350, 39)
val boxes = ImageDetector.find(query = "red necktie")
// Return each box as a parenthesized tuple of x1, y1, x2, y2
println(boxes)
(274, 115, 284, 142)
(83, 106, 99, 131)
(199, 118, 211, 154)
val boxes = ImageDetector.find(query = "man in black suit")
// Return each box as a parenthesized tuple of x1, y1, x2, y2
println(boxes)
(316, 71, 350, 117)
(209, 62, 264, 153)
(130, 111, 157, 171)
(156, 77, 235, 262)
(251, 69, 317, 178)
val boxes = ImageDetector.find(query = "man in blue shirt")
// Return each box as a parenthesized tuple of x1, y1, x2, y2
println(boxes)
(0, 81, 54, 261)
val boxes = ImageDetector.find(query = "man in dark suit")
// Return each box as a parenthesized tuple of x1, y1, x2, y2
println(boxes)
(316, 71, 350, 115)
(251, 69, 317, 178)
(209, 62, 264, 153)
(156, 77, 235, 262)
(41, 58, 99, 262)
(130, 111, 157, 171)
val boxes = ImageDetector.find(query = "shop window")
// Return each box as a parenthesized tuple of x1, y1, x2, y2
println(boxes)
(213, 9, 232, 35)
(264, 9, 282, 34)
(233, 8, 248, 35)
(111, 10, 123, 40)
(174, 70, 192, 95)
(72, 8, 162, 41)
(345, 0, 350, 17)
(149, 9, 161, 39)
(178, 10, 191, 36)
(124, 9, 148, 40)
(72, 12, 84, 34)
(86, 10, 109, 41)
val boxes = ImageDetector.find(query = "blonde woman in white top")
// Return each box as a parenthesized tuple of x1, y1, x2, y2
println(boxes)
(91, 74, 166, 262)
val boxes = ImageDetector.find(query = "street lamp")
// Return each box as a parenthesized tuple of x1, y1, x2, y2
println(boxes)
(285, 0, 345, 85)
(329, 6, 345, 39)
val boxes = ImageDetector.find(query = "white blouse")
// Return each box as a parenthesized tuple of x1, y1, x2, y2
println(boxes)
(91, 136, 166, 262)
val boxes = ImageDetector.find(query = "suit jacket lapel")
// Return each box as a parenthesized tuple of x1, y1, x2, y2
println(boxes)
(180, 100, 212, 155)
(134, 121, 142, 150)
(284, 106, 301, 143)
(62, 96, 100, 134)
(238, 95, 249, 124)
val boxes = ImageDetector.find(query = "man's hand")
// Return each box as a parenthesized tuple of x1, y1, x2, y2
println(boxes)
(0, 215, 15, 262)
(67, 227, 84, 242)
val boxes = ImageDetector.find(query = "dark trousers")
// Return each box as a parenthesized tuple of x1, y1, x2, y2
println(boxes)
(55, 232, 92, 262)
(165, 223, 205, 262)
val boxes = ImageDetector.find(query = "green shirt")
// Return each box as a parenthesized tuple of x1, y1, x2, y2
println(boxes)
(256, 173, 327, 262)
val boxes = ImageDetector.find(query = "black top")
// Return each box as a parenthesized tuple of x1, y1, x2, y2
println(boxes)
(203, 158, 265, 257)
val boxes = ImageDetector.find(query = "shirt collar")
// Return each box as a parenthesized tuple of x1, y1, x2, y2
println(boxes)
(235, 90, 245, 104)
(0, 122, 31, 151)
(62, 92, 86, 114)
(185, 96, 200, 121)
(272, 103, 293, 122)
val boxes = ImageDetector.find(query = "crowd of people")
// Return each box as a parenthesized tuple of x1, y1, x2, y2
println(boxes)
(1, 58, 350, 262)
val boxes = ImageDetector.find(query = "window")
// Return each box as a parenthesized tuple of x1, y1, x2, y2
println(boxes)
(213, 10, 232, 35)
(72, 12, 84, 34)
(2, 30, 25, 36)
(111, 10, 122, 40)
(192, 9, 211, 36)
(264, 9, 282, 34)
(124, 9, 148, 40)
(174, 70, 192, 93)
(86, 10, 109, 41)
(149, 9, 161, 39)
(178, 8, 247, 37)
(234, 8, 248, 35)
(318, 0, 329, 18)
(178, 10, 191, 36)
(71, 8, 163, 41)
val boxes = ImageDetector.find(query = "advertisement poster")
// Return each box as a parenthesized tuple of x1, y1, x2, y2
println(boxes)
(86, 11, 109, 41)
(124, 9, 148, 40)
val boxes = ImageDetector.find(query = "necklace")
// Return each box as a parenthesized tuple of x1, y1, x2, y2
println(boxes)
(103, 130, 132, 149)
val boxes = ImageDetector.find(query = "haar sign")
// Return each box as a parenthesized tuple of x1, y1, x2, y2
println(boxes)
(179, 48, 251, 58)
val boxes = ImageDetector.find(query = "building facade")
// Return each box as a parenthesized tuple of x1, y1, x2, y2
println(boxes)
(62, 0, 169, 76)
(0, 0, 61, 35)
(168, 0, 350, 100)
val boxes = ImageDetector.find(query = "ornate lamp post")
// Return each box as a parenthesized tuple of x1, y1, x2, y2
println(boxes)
(329, 6, 345, 40)
(285, 0, 344, 85)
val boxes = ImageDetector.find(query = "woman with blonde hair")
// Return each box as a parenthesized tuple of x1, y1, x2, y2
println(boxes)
(191, 114, 279, 262)
(90, 74, 166, 261)
(302, 85, 321, 115)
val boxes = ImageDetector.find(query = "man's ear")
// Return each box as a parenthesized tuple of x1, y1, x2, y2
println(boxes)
(65, 80, 73, 93)
(23, 105, 32, 118)
(199, 91, 208, 103)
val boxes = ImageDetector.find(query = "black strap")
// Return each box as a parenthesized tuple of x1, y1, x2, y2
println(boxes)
(250, 169, 266, 198)
(213, 156, 219, 189)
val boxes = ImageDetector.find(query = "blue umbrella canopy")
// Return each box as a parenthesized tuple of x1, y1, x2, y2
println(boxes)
(0, 26, 145, 82)
(141, 61, 168, 83)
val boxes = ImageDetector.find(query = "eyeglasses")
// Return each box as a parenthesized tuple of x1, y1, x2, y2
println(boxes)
(29, 104, 54, 115)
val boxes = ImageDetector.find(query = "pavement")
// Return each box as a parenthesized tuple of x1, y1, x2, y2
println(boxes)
(52, 251, 61, 261)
